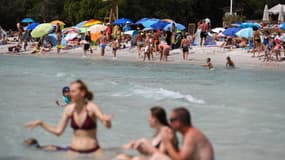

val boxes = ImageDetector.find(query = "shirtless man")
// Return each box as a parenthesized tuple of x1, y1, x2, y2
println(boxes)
(181, 36, 190, 61)
(151, 107, 214, 160)
(202, 58, 214, 70)
(199, 20, 208, 47)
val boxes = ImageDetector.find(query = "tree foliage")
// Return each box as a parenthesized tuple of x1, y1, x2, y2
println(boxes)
(0, 0, 284, 29)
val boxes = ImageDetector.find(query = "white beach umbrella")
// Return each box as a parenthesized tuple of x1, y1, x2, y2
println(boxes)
(262, 4, 270, 22)
(87, 24, 107, 33)
(278, 5, 284, 22)
(211, 27, 225, 33)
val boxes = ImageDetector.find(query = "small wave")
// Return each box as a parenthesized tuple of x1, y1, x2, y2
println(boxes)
(56, 72, 67, 78)
(112, 86, 205, 104)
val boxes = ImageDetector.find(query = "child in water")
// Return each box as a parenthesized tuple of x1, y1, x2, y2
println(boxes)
(202, 58, 214, 70)
(56, 86, 71, 107)
(226, 56, 235, 69)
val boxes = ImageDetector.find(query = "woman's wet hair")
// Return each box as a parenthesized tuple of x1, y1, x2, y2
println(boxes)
(173, 107, 192, 126)
(150, 106, 169, 126)
(72, 80, 93, 101)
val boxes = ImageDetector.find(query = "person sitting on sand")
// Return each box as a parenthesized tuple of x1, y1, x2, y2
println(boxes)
(8, 43, 22, 53)
(117, 106, 177, 160)
(150, 107, 214, 160)
(40, 40, 53, 54)
(56, 86, 71, 107)
(226, 56, 235, 69)
(202, 58, 214, 70)
(25, 80, 112, 154)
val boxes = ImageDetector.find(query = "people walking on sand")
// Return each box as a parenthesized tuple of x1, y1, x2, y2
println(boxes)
(99, 32, 107, 56)
(199, 20, 209, 47)
(150, 107, 214, 160)
(181, 35, 190, 61)
(252, 26, 261, 58)
(25, 80, 112, 154)
(16, 23, 24, 44)
(137, 32, 144, 58)
(226, 56, 235, 69)
(202, 58, 214, 70)
(111, 37, 119, 58)
(82, 31, 92, 58)
(143, 34, 152, 61)
(55, 23, 62, 54)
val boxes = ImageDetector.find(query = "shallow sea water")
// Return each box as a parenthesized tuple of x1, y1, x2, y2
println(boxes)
(0, 55, 284, 160)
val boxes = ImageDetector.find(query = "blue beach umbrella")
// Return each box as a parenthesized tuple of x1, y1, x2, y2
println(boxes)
(26, 23, 39, 31)
(151, 21, 170, 30)
(235, 28, 253, 39)
(139, 18, 160, 28)
(279, 23, 285, 30)
(142, 27, 154, 32)
(164, 23, 186, 31)
(113, 18, 133, 25)
(222, 27, 241, 36)
(240, 22, 261, 29)
(21, 18, 34, 23)
(75, 21, 87, 28)
(136, 18, 149, 24)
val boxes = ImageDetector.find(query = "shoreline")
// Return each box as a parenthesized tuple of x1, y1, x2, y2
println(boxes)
(1, 43, 285, 71)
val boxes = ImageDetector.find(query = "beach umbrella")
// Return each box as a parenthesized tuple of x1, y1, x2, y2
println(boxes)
(75, 21, 87, 28)
(262, 4, 270, 22)
(83, 19, 102, 27)
(87, 24, 107, 33)
(124, 30, 138, 36)
(31, 23, 53, 38)
(211, 27, 225, 33)
(62, 27, 80, 34)
(161, 19, 175, 23)
(163, 23, 186, 31)
(91, 32, 102, 42)
(50, 20, 65, 26)
(80, 27, 88, 34)
(279, 23, 285, 30)
(136, 18, 149, 24)
(142, 27, 154, 32)
(151, 21, 170, 30)
(235, 28, 253, 39)
(64, 33, 79, 41)
(113, 18, 133, 25)
(278, 5, 284, 22)
(222, 27, 241, 36)
(21, 18, 34, 23)
(240, 22, 261, 29)
(26, 22, 39, 31)
(138, 18, 160, 28)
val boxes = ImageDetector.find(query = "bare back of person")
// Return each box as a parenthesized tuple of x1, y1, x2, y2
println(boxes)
(185, 128, 214, 160)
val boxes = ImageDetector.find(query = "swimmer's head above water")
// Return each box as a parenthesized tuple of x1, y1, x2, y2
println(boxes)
(24, 138, 40, 148)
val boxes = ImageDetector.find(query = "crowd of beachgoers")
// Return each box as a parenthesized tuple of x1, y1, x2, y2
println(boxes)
(0, 18, 285, 68)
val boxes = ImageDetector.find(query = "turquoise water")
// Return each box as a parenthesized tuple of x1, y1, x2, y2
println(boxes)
(0, 55, 285, 160)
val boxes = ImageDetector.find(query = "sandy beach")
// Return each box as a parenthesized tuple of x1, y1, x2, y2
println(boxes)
(1, 42, 284, 71)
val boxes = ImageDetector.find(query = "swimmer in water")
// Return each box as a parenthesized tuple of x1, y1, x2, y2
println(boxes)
(226, 56, 235, 69)
(56, 86, 71, 107)
(25, 80, 112, 155)
(24, 138, 69, 151)
(202, 58, 214, 70)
